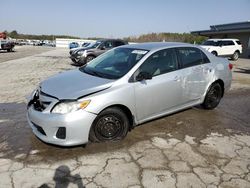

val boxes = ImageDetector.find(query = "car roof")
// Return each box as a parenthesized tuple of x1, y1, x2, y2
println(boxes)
(97, 39, 124, 42)
(207, 38, 240, 41)
(120, 42, 192, 51)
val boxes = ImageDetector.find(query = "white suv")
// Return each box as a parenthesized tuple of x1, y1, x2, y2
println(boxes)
(200, 39, 242, 61)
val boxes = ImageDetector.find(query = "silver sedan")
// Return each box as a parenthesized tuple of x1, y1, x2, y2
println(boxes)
(27, 42, 232, 146)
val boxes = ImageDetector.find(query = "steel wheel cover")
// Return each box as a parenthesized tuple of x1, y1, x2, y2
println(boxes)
(95, 115, 124, 140)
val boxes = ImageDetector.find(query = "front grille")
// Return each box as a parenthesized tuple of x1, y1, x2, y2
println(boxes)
(33, 122, 46, 136)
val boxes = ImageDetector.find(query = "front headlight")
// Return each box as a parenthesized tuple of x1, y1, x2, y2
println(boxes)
(26, 88, 38, 104)
(51, 100, 90, 114)
(77, 51, 84, 55)
(77, 50, 86, 57)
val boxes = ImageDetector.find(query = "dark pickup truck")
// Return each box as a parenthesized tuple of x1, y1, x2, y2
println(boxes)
(0, 40, 15, 52)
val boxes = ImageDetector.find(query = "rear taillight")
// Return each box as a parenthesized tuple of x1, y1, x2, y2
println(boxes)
(229, 63, 233, 70)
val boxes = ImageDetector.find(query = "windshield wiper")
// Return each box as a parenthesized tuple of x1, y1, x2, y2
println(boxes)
(91, 70, 106, 78)
(81, 67, 106, 78)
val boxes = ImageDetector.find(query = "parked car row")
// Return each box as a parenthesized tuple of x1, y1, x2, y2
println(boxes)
(14, 39, 56, 47)
(69, 39, 128, 65)
(69, 38, 242, 67)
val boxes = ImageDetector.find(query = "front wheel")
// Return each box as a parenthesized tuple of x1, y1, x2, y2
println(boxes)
(86, 55, 95, 63)
(202, 83, 222, 110)
(89, 107, 129, 142)
(232, 51, 239, 61)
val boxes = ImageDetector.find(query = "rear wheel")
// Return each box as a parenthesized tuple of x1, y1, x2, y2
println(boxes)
(202, 83, 222, 110)
(232, 51, 239, 61)
(89, 107, 129, 142)
(211, 51, 217, 56)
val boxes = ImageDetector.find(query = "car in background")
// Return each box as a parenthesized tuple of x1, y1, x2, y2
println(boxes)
(69, 42, 79, 49)
(69, 42, 93, 55)
(70, 39, 127, 65)
(0, 40, 15, 52)
(200, 39, 242, 61)
(27, 42, 232, 146)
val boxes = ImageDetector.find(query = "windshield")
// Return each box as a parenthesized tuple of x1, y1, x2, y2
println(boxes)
(80, 48, 148, 79)
(202, 40, 219, 46)
(88, 41, 102, 48)
(82, 43, 90, 47)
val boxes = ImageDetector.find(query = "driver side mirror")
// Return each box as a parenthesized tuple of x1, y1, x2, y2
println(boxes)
(136, 72, 152, 81)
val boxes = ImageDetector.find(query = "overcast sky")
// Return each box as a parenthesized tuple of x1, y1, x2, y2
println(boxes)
(1, 0, 250, 38)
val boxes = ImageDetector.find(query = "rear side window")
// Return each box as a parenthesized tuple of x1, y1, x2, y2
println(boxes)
(201, 51, 210, 64)
(177, 47, 204, 68)
(236, 40, 242, 45)
(220, 40, 235, 46)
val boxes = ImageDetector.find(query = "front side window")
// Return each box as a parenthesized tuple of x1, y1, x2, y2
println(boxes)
(202, 40, 219, 46)
(102, 41, 113, 49)
(80, 48, 148, 79)
(177, 47, 203, 68)
(138, 48, 178, 77)
(90, 41, 102, 48)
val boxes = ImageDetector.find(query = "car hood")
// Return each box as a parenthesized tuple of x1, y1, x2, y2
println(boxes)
(40, 69, 114, 100)
(76, 46, 96, 52)
(70, 47, 83, 52)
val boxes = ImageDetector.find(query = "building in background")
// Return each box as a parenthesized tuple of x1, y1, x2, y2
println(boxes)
(192, 21, 250, 58)
(56, 38, 96, 48)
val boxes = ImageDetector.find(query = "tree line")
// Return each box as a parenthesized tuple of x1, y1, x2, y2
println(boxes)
(124, 32, 206, 44)
(4, 30, 80, 41)
(3, 30, 206, 44)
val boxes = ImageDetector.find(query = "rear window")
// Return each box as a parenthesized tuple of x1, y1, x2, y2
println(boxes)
(201, 51, 210, 64)
(236, 40, 242, 45)
(177, 47, 203, 68)
(220, 40, 235, 46)
(114, 41, 125, 47)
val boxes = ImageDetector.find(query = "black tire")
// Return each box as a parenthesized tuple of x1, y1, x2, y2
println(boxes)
(211, 51, 217, 56)
(232, 51, 239, 61)
(86, 55, 95, 63)
(89, 107, 129, 142)
(202, 83, 222, 110)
